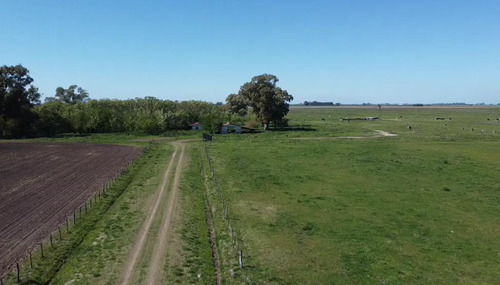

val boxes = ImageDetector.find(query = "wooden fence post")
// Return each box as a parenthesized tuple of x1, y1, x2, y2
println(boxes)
(73, 212, 76, 225)
(229, 225, 235, 243)
(239, 250, 244, 269)
(30, 251, 33, 269)
(16, 262, 20, 282)
(50, 233, 53, 247)
(58, 225, 62, 239)
(40, 243, 44, 258)
(66, 217, 69, 232)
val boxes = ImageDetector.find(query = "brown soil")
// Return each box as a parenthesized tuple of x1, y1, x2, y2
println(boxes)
(0, 143, 142, 278)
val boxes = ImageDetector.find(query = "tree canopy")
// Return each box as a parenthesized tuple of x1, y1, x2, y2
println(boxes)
(45, 85, 89, 104)
(225, 93, 249, 116)
(0, 64, 40, 138)
(226, 74, 293, 129)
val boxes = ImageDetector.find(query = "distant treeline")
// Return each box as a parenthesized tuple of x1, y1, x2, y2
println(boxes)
(303, 101, 339, 106)
(33, 98, 227, 137)
(2, 65, 296, 138)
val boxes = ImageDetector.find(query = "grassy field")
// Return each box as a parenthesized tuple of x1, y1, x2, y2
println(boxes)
(2, 107, 499, 284)
(2, 134, 215, 285)
(204, 106, 500, 284)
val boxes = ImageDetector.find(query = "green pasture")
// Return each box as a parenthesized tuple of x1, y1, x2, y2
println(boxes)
(2, 107, 499, 284)
(206, 106, 500, 284)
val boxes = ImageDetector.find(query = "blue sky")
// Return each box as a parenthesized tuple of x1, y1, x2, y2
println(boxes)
(2, 0, 499, 104)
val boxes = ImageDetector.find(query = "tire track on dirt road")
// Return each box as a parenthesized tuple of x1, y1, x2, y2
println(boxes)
(144, 141, 185, 284)
(120, 143, 182, 285)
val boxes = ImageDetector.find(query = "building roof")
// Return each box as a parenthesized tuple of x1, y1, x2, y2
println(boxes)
(222, 122, 241, 127)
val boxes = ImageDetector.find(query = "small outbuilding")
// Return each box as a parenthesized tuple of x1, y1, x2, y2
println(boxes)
(190, 122, 202, 131)
(221, 123, 242, 134)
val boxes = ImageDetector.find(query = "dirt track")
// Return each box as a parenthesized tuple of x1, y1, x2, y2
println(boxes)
(0, 143, 142, 277)
(120, 141, 186, 285)
(290, 130, 398, 140)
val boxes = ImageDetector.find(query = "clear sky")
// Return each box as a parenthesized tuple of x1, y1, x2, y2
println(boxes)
(2, 0, 499, 104)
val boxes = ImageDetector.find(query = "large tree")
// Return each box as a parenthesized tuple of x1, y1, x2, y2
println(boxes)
(225, 93, 249, 116)
(0, 64, 41, 138)
(45, 84, 89, 104)
(237, 74, 293, 129)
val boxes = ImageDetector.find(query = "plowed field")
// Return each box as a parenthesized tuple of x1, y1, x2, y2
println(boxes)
(0, 143, 142, 276)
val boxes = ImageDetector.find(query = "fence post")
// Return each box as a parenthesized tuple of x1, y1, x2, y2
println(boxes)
(66, 217, 69, 232)
(58, 225, 62, 239)
(16, 262, 20, 282)
(50, 233, 53, 247)
(40, 243, 44, 258)
(30, 251, 33, 268)
(73, 212, 76, 225)
(239, 250, 244, 269)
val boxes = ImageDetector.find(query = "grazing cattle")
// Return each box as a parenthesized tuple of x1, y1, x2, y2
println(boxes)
(462, 127, 465, 131)
(321, 118, 325, 121)
(436, 117, 445, 120)
(408, 125, 412, 130)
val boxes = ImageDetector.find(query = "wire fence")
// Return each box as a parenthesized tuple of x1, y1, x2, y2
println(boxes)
(0, 158, 137, 284)
(203, 143, 253, 284)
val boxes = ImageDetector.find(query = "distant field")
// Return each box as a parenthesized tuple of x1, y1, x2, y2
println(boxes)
(203, 106, 500, 284)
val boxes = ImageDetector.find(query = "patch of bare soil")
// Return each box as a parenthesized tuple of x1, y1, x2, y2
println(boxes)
(0, 143, 141, 278)
(374, 130, 398, 137)
(289, 130, 398, 141)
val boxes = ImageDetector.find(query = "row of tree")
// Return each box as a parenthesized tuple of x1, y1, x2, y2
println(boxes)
(34, 98, 228, 136)
(1, 65, 293, 138)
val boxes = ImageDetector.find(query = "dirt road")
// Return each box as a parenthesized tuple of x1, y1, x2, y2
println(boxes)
(120, 141, 186, 285)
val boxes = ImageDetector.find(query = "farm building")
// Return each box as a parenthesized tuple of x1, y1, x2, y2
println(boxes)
(221, 123, 242, 134)
(190, 122, 202, 131)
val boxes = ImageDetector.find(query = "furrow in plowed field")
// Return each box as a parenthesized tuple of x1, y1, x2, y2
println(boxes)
(0, 143, 142, 277)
